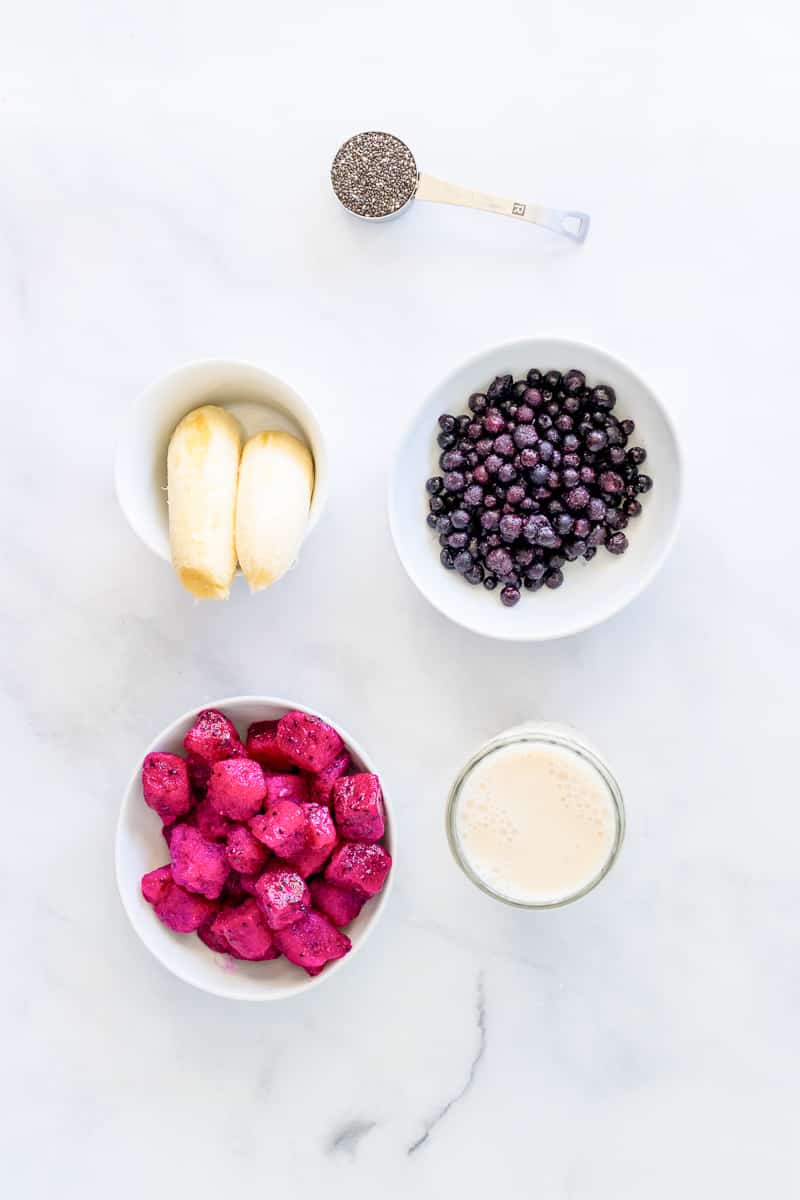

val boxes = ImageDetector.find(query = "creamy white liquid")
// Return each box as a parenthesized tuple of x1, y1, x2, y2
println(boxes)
(454, 739, 618, 905)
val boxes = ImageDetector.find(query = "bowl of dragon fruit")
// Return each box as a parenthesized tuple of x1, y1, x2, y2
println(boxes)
(389, 337, 682, 641)
(116, 697, 394, 1000)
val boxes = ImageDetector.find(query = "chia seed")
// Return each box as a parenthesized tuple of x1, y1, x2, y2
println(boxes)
(331, 131, 418, 218)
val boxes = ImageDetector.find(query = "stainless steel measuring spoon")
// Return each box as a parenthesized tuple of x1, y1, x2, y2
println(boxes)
(331, 131, 590, 243)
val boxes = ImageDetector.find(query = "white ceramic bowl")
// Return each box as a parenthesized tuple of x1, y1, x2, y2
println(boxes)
(114, 359, 329, 570)
(116, 696, 394, 1000)
(389, 337, 682, 641)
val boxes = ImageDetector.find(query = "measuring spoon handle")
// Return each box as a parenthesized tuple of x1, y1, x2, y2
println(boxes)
(415, 173, 590, 243)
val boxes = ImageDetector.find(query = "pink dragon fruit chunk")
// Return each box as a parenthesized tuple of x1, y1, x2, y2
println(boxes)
(273, 910, 352, 976)
(309, 751, 351, 806)
(169, 823, 230, 899)
(217, 899, 280, 960)
(193, 797, 232, 843)
(226, 824, 270, 875)
(254, 867, 310, 930)
(308, 879, 366, 928)
(245, 720, 297, 771)
(183, 708, 245, 765)
(264, 772, 308, 806)
(249, 799, 307, 859)
(324, 841, 392, 898)
(142, 752, 192, 824)
(333, 773, 385, 842)
(152, 881, 217, 933)
(275, 710, 343, 773)
(141, 865, 173, 905)
(198, 911, 232, 953)
(238, 871, 262, 896)
(288, 803, 338, 877)
(207, 757, 267, 820)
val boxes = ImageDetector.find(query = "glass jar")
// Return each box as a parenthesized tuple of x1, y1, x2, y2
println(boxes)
(446, 721, 625, 909)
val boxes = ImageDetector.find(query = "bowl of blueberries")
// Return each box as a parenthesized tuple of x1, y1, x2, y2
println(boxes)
(389, 337, 682, 640)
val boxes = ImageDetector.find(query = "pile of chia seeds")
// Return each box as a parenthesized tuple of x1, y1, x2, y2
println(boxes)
(331, 131, 418, 218)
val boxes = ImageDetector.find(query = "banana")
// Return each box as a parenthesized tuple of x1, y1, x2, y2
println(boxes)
(167, 405, 241, 599)
(235, 430, 314, 592)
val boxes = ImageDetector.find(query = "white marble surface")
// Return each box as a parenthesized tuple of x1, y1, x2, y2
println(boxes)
(2, 3, 798, 1196)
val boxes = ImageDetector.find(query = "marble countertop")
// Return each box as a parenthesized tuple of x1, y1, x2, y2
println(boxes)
(2, 3, 797, 1197)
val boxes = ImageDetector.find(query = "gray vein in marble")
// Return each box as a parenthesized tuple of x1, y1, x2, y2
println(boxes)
(407, 971, 486, 1155)
(327, 1119, 377, 1158)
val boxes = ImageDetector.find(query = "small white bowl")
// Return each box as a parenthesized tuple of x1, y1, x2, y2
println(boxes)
(116, 696, 394, 1001)
(389, 337, 682, 641)
(114, 359, 328, 570)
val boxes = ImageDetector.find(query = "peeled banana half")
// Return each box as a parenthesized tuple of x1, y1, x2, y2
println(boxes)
(167, 405, 242, 599)
(235, 431, 314, 592)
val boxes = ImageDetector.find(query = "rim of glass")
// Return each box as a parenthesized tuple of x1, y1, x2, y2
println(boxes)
(446, 728, 626, 909)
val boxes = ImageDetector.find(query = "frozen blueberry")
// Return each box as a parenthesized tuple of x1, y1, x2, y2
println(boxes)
(585, 429, 608, 452)
(440, 548, 455, 569)
(497, 463, 517, 484)
(486, 547, 513, 577)
(636, 474, 653, 493)
(625, 498, 643, 517)
(444, 471, 467, 494)
(620, 418, 635, 437)
(561, 369, 585, 395)
(566, 486, 590, 511)
(500, 585, 521, 607)
(494, 433, 515, 458)
(545, 569, 564, 589)
(487, 374, 512, 400)
(591, 385, 616, 411)
(464, 562, 484, 585)
(499, 514, 523, 542)
(463, 484, 484, 507)
(441, 450, 466, 471)
(599, 471, 625, 494)
(513, 424, 538, 450)
(468, 393, 488, 413)
(426, 476, 443, 495)
(587, 497, 606, 521)
(628, 446, 647, 466)
(607, 532, 629, 555)
(483, 574, 498, 591)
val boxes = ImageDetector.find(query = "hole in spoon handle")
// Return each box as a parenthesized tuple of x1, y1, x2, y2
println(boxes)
(415, 173, 590, 243)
